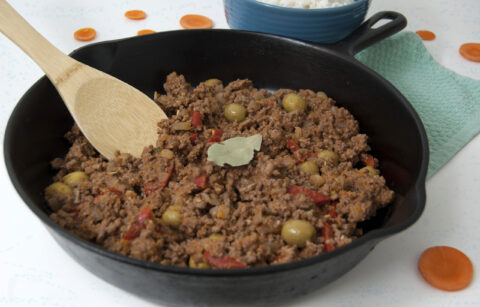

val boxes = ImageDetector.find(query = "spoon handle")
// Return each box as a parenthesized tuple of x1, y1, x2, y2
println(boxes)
(0, 0, 77, 84)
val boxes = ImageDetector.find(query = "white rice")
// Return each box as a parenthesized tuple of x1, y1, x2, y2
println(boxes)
(257, 0, 355, 9)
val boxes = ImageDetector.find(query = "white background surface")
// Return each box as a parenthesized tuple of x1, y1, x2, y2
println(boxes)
(1, 0, 479, 306)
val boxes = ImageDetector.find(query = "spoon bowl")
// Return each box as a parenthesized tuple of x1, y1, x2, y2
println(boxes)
(0, 0, 166, 159)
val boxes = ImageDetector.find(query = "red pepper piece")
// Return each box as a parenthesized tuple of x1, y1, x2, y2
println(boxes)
(189, 133, 198, 144)
(323, 223, 335, 252)
(123, 206, 152, 241)
(95, 188, 123, 198)
(295, 157, 307, 164)
(193, 174, 208, 189)
(208, 129, 223, 143)
(286, 139, 300, 153)
(191, 111, 203, 128)
(362, 154, 376, 168)
(204, 251, 246, 269)
(143, 163, 175, 196)
(329, 202, 337, 218)
(288, 185, 331, 206)
(109, 188, 123, 196)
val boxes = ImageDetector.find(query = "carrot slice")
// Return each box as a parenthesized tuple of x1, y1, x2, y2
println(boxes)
(180, 14, 213, 29)
(137, 29, 155, 36)
(459, 43, 480, 63)
(125, 10, 147, 20)
(74, 27, 96, 42)
(416, 30, 436, 41)
(418, 246, 473, 291)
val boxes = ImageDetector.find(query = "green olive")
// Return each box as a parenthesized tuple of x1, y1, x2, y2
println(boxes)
(45, 182, 72, 197)
(317, 150, 340, 166)
(282, 93, 307, 112)
(317, 91, 328, 99)
(162, 206, 181, 228)
(281, 219, 316, 247)
(63, 171, 88, 186)
(204, 78, 222, 87)
(360, 166, 379, 176)
(189, 257, 210, 269)
(45, 182, 72, 211)
(298, 161, 319, 175)
(224, 103, 246, 122)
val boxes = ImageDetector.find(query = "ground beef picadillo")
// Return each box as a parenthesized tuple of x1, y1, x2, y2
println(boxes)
(47, 72, 394, 268)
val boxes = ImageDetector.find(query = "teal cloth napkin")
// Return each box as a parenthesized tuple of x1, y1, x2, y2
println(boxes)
(355, 31, 480, 179)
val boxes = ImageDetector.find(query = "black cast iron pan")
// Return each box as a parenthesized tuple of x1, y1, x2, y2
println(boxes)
(4, 11, 428, 307)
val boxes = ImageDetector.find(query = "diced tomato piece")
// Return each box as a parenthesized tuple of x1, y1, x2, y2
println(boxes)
(204, 251, 246, 269)
(191, 111, 203, 128)
(193, 174, 208, 189)
(286, 139, 300, 153)
(208, 129, 223, 143)
(123, 206, 152, 241)
(362, 154, 376, 168)
(143, 163, 175, 196)
(189, 133, 198, 144)
(288, 185, 331, 206)
(323, 223, 335, 252)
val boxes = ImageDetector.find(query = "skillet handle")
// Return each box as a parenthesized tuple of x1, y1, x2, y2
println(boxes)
(331, 11, 407, 57)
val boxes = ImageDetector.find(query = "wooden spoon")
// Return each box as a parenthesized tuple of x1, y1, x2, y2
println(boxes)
(0, 0, 167, 159)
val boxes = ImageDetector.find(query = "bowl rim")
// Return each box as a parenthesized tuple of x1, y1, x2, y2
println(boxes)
(238, 0, 369, 13)
(4, 28, 428, 278)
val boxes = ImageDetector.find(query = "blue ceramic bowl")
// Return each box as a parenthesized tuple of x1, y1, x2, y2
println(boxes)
(224, 0, 370, 43)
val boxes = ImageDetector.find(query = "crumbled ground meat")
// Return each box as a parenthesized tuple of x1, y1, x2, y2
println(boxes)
(47, 72, 394, 268)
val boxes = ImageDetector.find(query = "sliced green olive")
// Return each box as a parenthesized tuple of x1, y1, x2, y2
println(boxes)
(189, 257, 210, 269)
(204, 78, 222, 87)
(298, 161, 319, 175)
(317, 150, 340, 166)
(63, 171, 88, 186)
(359, 166, 379, 176)
(281, 219, 316, 247)
(224, 103, 246, 123)
(162, 206, 181, 228)
(282, 93, 306, 112)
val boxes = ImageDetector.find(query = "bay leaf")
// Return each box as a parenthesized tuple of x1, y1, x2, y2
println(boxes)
(207, 134, 262, 167)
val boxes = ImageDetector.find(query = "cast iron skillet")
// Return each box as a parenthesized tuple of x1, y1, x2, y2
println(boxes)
(4, 11, 428, 307)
